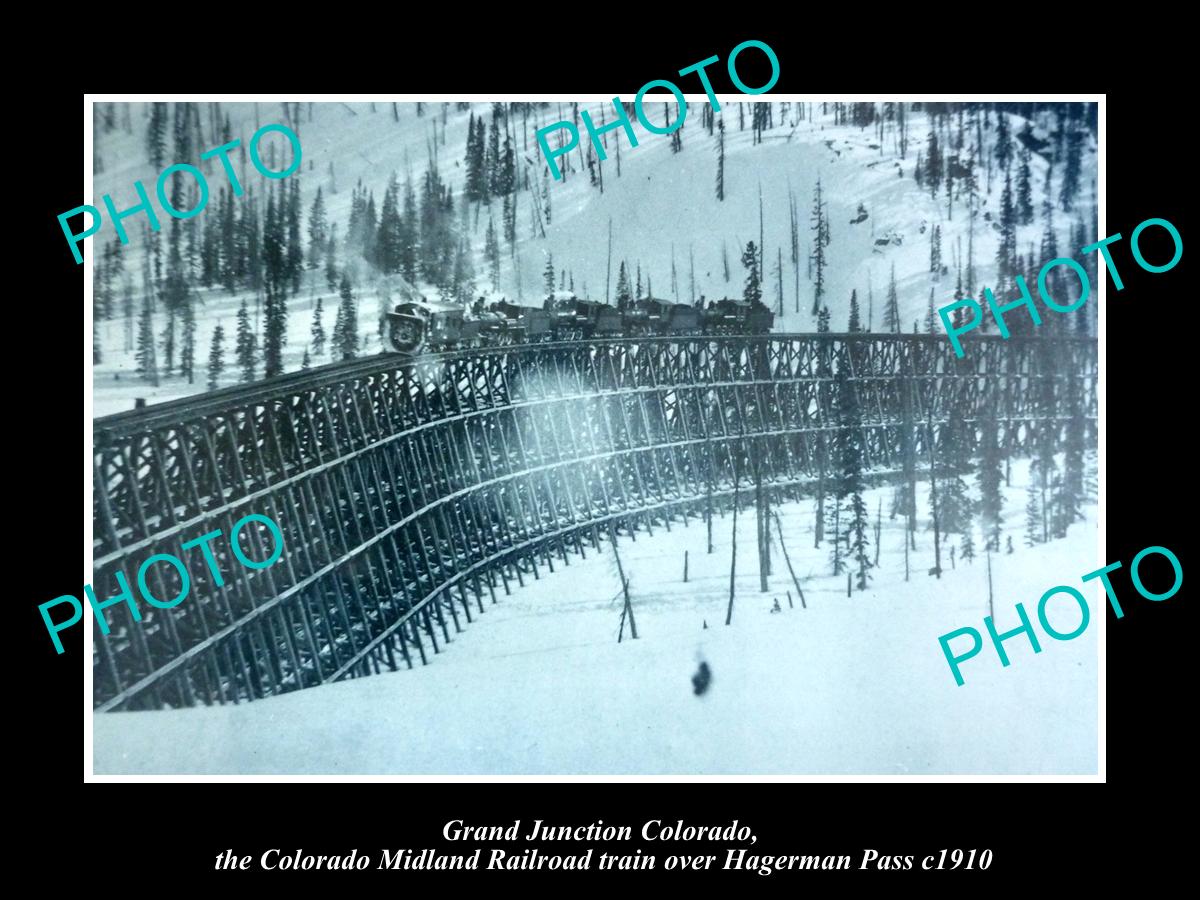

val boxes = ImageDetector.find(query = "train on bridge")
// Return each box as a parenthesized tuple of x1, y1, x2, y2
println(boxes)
(385, 291, 775, 353)
(92, 330, 1097, 712)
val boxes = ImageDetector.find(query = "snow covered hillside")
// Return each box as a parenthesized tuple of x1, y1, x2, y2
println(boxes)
(93, 459, 1099, 776)
(89, 100, 1098, 417)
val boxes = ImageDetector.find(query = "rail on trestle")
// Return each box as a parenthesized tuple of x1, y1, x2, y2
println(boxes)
(91, 333, 1098, 711)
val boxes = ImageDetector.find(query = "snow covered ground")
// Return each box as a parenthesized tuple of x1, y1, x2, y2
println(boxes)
(90, 101, 1097, 417)
(93, 459, 1099, 776)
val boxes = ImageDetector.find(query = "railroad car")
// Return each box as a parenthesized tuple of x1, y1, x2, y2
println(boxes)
(479, 299, 554, 344)
(544, 293, 624, 340)
(625, 297, 704, 335)
(702, 298, 775, 334)
(386, 300, 482, 353)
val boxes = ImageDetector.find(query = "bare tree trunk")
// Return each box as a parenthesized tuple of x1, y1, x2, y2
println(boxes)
(605, 217, 613, 303)
(815, 438, 826, 548)
(610, 526, 637, 640)
(926, 417, 942, 578)
(904, 512, 911, 581)
(986, 543, 995, 619)
(689, 245, 696, 305)
(706, 478, 713, 553)
(874, 498, 882, 566)
(726, 479, 739, 626)
(773, 511, 807, 609)
(755, 465, 768, 592)
(758, 182, 765, 275)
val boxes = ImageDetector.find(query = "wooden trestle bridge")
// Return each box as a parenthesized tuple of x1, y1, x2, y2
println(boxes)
(91, 333, 1097, 711)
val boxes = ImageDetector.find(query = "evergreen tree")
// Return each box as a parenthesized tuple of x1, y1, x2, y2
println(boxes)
(172, 101, 193, 165)
(122, 274, 135, 352)
(362, 191, 378, 265)
(925, 129, 942, 197)
(336, 273, 358, 359)
(995, 111, 1012, 173)
(135, 293, 158, 385)
(146, 102, 168, 169)
(543, 252, 555, 297)
(241, 194, 262, 292)
(1016, 149, 1034, 225)
(833, 353, 872, 590)
(262, 282, 287, 378)
(848, 289, 862, 332)
(1060, 123, 1083, 211)
(715, 115, 725, 201)
(1024, 478, 1042, 547)
(809, 179, 828, 315)
(817, 306, 830, 333)
(960, 526, 976, 565)
(401, 176, 419, 281)
(883, 263, 901, 333)
(287, 179, 303, 292)
(502, 190, 516, 246)
(419, 166, 451, 282)
(741, 241, 762, 306)
(97, 242, 114, 321)
(615, 261, 632, 310)
(325, 223, 339, 291)
(311, 296, 326, 356)
(500, 130, 516, 197)
(207, 323, 225, 391)
(201, 214, 218, 287)
(485, 110, 501, 196)
(376, 175, 403, 274)
(464, 114, 488, 202)
(262, 186, 286, 296)
(180, 295, 196, 384)
(1040, 199, 1067, 330)
(995, 166, 1018, 295)
(485, 214, 501, 290)
(331, 300, 344, 358)
(965, 200, 976, 295)
(93, 312, 102, 365)
(308, 187, 327, 268)
(301, 347, 311, 369)
(978, 413, 1005, 551)
(108, 240, 125, 313)
(936, 415, 973, 535)
(930, 224, 942, 275)
(1059, 374, 1087, 532)
(451, 237, 474, 304)
(235, 299, 257, 382)
(346, 181, 365, 251)
(926, 288, 937, 333)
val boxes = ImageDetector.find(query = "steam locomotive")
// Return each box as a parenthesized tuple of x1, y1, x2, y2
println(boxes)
(385, 291, 774, 353)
